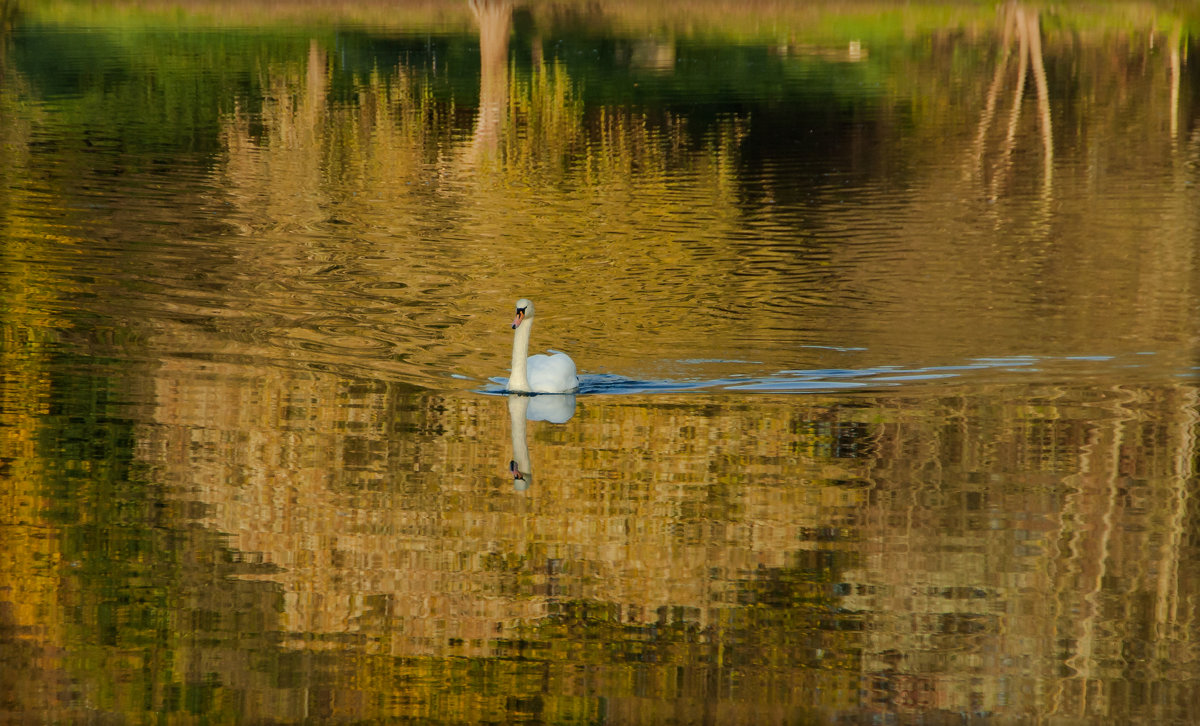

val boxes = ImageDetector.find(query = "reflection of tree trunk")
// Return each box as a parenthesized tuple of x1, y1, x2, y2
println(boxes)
(970, 13, 1014, 176)
(532, 36, 543, 70)
(1069, 428, 1119, 711)
(1024, 9, 1052, 189)
(305, 38, 327, 136)
(995, 9, 1028, 200)
(470, 0, 512, 153)
(0, 0, 16, 64)
(1155, 387, 1198, 626)
(1169, 22, 1183, 140)
(969, 3, 1052, 202)
(1051, 393, 1136, 718)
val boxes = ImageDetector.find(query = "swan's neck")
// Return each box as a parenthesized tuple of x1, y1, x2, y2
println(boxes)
(508, 395, 531, 486)
(510, 319, 533, 391)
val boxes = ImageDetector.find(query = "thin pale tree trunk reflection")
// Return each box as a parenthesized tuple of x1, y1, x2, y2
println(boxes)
(1154, 388, 1197, 627)
(970, 3, 1053, 209)
(1024, 7, 1052, 191)
(1169, 22, 1184, 140)
(969, 9, 1014, 176)
(998, 7, 1029, 196)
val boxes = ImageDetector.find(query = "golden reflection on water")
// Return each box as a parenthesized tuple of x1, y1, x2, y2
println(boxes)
(123, 356, 1199, 722)
(212, 36, 750, 386)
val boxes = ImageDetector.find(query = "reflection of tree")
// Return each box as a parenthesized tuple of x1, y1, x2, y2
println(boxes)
(0, 52, 76, 719)
(968, 2, 1052, 202)
(469, 0, 512, 153)
(145, 359, 1200, 721)
(212, 24, 747, 384)
(842, 379, 1200, 722)
(1168, 21, 1184, 140)
(0, 310, 73, 720)
(524, 555, 858, 723)
(0, 0, 17, 58)
(1044, 384, 1200, 719)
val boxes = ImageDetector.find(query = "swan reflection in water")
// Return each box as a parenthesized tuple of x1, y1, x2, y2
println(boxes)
(507, 392, 575, 491)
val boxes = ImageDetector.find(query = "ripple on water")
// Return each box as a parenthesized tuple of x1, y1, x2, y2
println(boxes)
(478, 351, 1179, 397)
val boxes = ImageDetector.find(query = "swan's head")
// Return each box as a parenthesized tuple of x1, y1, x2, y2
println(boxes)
(512, 298, 535, 329)
(510, 459, 531, 490)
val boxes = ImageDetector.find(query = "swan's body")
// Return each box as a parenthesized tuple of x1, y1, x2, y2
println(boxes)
(508, 298, 578, 393)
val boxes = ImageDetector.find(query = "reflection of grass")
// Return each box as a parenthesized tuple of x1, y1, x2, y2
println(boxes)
(20, 0, 1193, 41)
(19, 0, 477, 29)
(541, 0, 1193, 41)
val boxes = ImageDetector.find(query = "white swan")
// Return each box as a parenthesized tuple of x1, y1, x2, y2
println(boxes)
(508, 298, 578, 393)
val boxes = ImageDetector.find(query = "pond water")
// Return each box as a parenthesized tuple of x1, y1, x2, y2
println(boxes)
(2, 1, 1199, 723)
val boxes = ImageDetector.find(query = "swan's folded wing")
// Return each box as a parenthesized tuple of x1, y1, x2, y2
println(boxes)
(527, 352, 579, 392)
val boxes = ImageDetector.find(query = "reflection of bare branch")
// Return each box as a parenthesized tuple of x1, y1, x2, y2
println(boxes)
(1154, 386, 1198, 635)
(1025, 8, 1052, 189)
(993, 6, 1028, 201)
(968, 11, 1013, 180)
(970, 3, 1053, 204)
(1053, 393, 1133, 718)
(1169, 22, 1183, 140)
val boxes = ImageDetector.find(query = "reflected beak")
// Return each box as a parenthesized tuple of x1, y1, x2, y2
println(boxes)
(509, 460, 530, 490)
(512, 309, 525, 329)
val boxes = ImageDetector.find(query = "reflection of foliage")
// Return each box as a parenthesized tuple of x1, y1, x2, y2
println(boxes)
(34, 364, 180, 716)
(9, 28, 323, 154)
(3, 356, 288, 722)
(500, 60, 585, 177)
(512, 547, 862, 711)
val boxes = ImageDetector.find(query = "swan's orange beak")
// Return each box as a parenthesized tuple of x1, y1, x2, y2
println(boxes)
(509, 460, 523, 479)
(512, 309, 525, 329)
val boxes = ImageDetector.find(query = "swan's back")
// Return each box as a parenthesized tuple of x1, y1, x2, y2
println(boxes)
(527, 352, 578, 393)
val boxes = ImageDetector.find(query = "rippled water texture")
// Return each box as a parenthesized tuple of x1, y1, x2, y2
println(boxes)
(2, 1, 1199, 723)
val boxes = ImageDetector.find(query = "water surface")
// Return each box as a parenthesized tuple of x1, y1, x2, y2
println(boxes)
(1, 1, 1199, 723)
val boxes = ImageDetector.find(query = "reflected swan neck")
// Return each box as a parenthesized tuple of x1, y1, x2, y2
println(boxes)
(508, 395, 531, 483)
